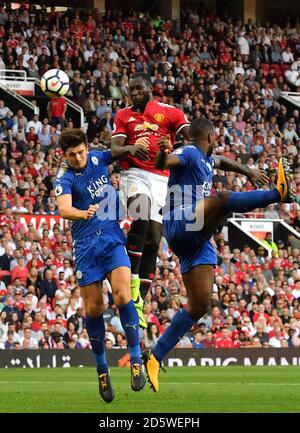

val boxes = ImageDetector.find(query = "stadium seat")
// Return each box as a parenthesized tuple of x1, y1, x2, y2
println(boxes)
(281, 63, 290, 75)
(271, 64, 282, 78)
(261, 63, 270, 76)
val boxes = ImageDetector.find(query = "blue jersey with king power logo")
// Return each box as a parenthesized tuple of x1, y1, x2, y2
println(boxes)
(54, 150, 123, 240)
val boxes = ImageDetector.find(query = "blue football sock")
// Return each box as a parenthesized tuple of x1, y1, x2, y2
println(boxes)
(153, 309, 195, 362)
(86, 314, 108, 374)
(118, 300, 141, 365)
(227, 189, 280, 214)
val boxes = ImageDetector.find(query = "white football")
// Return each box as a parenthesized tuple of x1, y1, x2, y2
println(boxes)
(40, 68, 70, 98)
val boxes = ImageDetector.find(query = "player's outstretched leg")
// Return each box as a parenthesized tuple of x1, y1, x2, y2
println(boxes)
(224, 156, 295, 211)
(195, 157, 296, 240)
(275, 157, 295, 203)
(111, 266, 146, 392)
(223, 156, 295, 211)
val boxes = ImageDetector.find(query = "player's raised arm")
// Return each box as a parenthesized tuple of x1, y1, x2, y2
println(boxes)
(214, 155, 269, 187)
(57, 194, 98, 221)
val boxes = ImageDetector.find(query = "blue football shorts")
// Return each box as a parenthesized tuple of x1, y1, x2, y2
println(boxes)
(73, 224, 130, 286)
(163, 205, 217, 274)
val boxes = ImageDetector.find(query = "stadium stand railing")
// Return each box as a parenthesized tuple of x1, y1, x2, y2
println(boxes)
(0, 69, 84, 128)
(0, 82, 39, 115)
(281, 91, 300, 109)
(228, 216, 300, 255)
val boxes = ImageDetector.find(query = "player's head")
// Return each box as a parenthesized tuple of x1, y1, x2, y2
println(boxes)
(60, 128, 88, 170)
(189, 118, 216, 156)
(129, 73, 152, 110)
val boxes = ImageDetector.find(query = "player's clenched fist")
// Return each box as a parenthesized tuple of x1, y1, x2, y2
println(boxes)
(84, 204, 99, 220)
(157, 134, 171, 153)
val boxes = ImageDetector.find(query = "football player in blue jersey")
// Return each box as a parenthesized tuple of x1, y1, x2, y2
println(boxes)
(55, 129, 146, 403)
(142, 118, 295, 392)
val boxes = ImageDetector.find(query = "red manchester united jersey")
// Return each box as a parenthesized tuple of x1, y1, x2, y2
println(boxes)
(112, 100, 190, 176)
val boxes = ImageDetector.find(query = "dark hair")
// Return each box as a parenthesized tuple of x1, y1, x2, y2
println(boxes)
(146, 321, 160, 340)
(59, 128, 87, 153)
(189, 118, 214, 141)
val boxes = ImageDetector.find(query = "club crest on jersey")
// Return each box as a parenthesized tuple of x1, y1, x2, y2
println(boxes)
(134, 122, 159, 132)
(76, 270, 82, 279)
(91, 156, 99, 166)
(154, 113, 165, 122)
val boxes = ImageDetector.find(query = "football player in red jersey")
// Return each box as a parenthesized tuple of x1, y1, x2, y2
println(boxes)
(111, 73, 190, 328)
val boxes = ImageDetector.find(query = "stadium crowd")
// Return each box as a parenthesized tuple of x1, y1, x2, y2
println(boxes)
(1, 4, 300, 351)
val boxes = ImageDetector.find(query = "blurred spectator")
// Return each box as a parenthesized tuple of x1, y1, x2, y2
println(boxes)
(144, 322, 160, 349)
(20, 327, 38, 349)
(191, 331, 205, 349)
(262, 233, 279, 256)
(214, 328, 233, 348)
(26, 114, 42, 135)
(0, 100, 11, 120)
(54, 280, 71, 312)
(39, 269, 58, 304)
(11, 257, 29, 286)
(47, 97, 67, 129)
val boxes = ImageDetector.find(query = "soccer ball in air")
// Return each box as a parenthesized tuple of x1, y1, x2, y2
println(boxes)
(40, 69, 70, 98)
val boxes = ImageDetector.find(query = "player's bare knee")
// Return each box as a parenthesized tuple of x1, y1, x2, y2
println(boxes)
(188, 299, 210, 320)
(85, 299, 104, 317)
(112, 287, 130, 306)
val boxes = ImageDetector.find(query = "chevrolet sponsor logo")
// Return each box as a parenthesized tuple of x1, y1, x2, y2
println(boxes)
(134, 122, 159, 131)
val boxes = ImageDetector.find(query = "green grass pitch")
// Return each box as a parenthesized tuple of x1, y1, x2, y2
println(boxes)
(1, 366, 300, 413)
